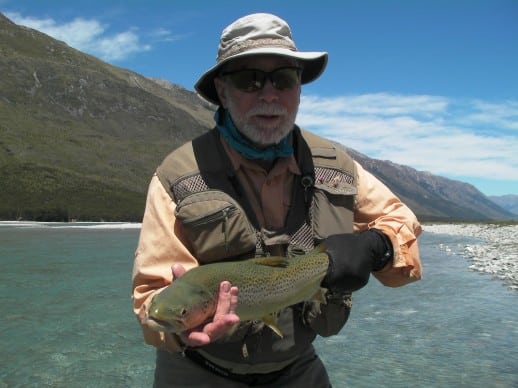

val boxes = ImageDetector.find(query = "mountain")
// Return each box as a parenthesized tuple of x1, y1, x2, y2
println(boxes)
(488, 195, 518, 216)
(0, 13, 214, 221)
(0, 13, 514, 222)
(343, 148, 515, 221)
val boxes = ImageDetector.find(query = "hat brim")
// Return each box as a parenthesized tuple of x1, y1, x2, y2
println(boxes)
(195, 48, 328, 105)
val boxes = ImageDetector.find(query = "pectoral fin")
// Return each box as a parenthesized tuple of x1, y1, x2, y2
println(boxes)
(262, 313, 283, 338)
(311, 287, 328, 304)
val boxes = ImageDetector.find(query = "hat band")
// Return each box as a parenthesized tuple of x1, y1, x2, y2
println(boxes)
(218, 38, 297, 63)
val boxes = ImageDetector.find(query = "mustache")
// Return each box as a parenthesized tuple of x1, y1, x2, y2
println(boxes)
(247, 104, 287, 116)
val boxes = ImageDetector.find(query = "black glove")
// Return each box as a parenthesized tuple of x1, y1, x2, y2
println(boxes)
(321, 229, 393, 293)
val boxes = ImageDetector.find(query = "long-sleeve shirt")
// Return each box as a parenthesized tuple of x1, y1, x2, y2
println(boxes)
(132, 137, 422, 351)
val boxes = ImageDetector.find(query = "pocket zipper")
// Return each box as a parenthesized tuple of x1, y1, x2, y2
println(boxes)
(181, 205, 237, 252)
(180, 204, 236, 226)
(222, 207, 229, 252)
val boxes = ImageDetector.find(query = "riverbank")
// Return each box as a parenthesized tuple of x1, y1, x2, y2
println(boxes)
(423, 223, 518, 290)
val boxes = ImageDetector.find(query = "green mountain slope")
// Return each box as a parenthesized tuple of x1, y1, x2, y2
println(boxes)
(0, 13, 214, 221)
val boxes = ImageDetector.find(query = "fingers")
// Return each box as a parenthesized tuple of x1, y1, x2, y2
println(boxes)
(172, 264, 186, 280)
(228, 285, 238, 315)
(214, 281, 236, 318)
(210, 281, 240, 332)
(182, 330, 210, 346)
(181, 281, 240, 347)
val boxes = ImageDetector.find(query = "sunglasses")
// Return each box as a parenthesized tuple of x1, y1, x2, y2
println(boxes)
(221, 67, 302, 92)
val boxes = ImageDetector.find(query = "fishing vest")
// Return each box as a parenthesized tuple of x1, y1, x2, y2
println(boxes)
(157, 126, 357, 374)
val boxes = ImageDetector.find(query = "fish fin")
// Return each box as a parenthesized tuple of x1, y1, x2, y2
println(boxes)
(263, 313, 283, 338)
(311, 287, 328, 304)
(225, 322, 241, 338)
(249, 256, 288, 268)
(311, 243, 328, 254)
(241, 342, 249, 359)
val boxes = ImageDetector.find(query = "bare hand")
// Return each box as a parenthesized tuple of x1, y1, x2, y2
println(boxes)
(171, 264, 240, 347)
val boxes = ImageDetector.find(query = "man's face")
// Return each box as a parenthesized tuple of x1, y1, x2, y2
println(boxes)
(214, 55, 301, 148)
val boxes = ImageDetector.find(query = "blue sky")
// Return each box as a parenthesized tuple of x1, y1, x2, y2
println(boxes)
(2, 0, 517, 196)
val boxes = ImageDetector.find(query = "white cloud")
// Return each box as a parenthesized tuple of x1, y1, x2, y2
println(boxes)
(301, 93, 448, 117)
(459, 100, 518, 132)
(5, 12, 151, 61)
(150, 28, 186, 43)
(96, 30, 151, 61)
(299, 94, 518, 182)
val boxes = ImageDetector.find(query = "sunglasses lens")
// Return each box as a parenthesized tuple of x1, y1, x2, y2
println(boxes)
(228, 70, 265, 92)
(224, 68, 301, 92)
(271, 68, 300, 90)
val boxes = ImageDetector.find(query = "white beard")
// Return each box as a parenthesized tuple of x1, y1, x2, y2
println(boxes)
(226, 100, 298, 147)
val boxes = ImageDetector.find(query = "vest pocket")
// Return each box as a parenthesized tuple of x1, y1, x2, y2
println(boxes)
(175, 190, 257, 263)
(312, 183, 356, 239)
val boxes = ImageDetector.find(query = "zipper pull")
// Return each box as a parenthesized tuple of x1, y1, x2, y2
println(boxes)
(301, 175, 314, 205)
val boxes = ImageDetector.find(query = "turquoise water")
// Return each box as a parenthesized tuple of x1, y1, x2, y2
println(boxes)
(0, 223, 516, 387)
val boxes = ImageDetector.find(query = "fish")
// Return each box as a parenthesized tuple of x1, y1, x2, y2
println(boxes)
(146, 243, 329, 337)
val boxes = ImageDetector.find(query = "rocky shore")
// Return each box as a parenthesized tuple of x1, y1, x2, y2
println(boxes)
(423, 223, 518, 291)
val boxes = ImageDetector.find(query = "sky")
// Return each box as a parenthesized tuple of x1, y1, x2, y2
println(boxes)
(2, 0, 517, 196)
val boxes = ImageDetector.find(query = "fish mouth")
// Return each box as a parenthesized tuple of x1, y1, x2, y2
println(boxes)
(146, 316, 181, 333)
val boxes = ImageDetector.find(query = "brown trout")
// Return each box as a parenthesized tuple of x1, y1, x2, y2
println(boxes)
(146, 244, 329, 337)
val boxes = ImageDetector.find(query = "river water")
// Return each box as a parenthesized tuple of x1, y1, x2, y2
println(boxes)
(0, 222, 516, 387)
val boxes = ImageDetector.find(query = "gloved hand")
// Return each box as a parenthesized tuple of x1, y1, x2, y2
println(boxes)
(321, 229, 393, 293)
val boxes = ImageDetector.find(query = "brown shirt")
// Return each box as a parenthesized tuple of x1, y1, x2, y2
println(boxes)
(221, 138, 300, 230)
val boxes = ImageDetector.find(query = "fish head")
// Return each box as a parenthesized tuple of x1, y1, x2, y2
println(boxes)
(146, 281, 216, 333)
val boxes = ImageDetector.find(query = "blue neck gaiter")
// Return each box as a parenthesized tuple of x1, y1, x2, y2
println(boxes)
(215, 109, 293, 160)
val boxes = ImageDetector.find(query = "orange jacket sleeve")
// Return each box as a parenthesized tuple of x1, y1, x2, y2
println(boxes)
(353, 162, 423, 287)
(131, 174, 198, 351)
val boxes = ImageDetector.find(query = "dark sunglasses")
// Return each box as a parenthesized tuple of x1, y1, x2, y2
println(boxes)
(221, 67, 302, 92)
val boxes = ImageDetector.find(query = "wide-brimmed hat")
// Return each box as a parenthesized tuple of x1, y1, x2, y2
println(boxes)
(195, 13, 328, 105)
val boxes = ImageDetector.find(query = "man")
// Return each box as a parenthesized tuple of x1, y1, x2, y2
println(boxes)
(132, 13, 422, 387)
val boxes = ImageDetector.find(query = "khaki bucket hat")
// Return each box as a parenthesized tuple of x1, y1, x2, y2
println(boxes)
(195, 13, 328, 105)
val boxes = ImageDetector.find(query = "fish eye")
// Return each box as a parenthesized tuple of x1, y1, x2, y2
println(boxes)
(180, 308, 187, 316)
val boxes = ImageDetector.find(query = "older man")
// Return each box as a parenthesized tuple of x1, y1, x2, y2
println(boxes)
(132, 13, 422, 387)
